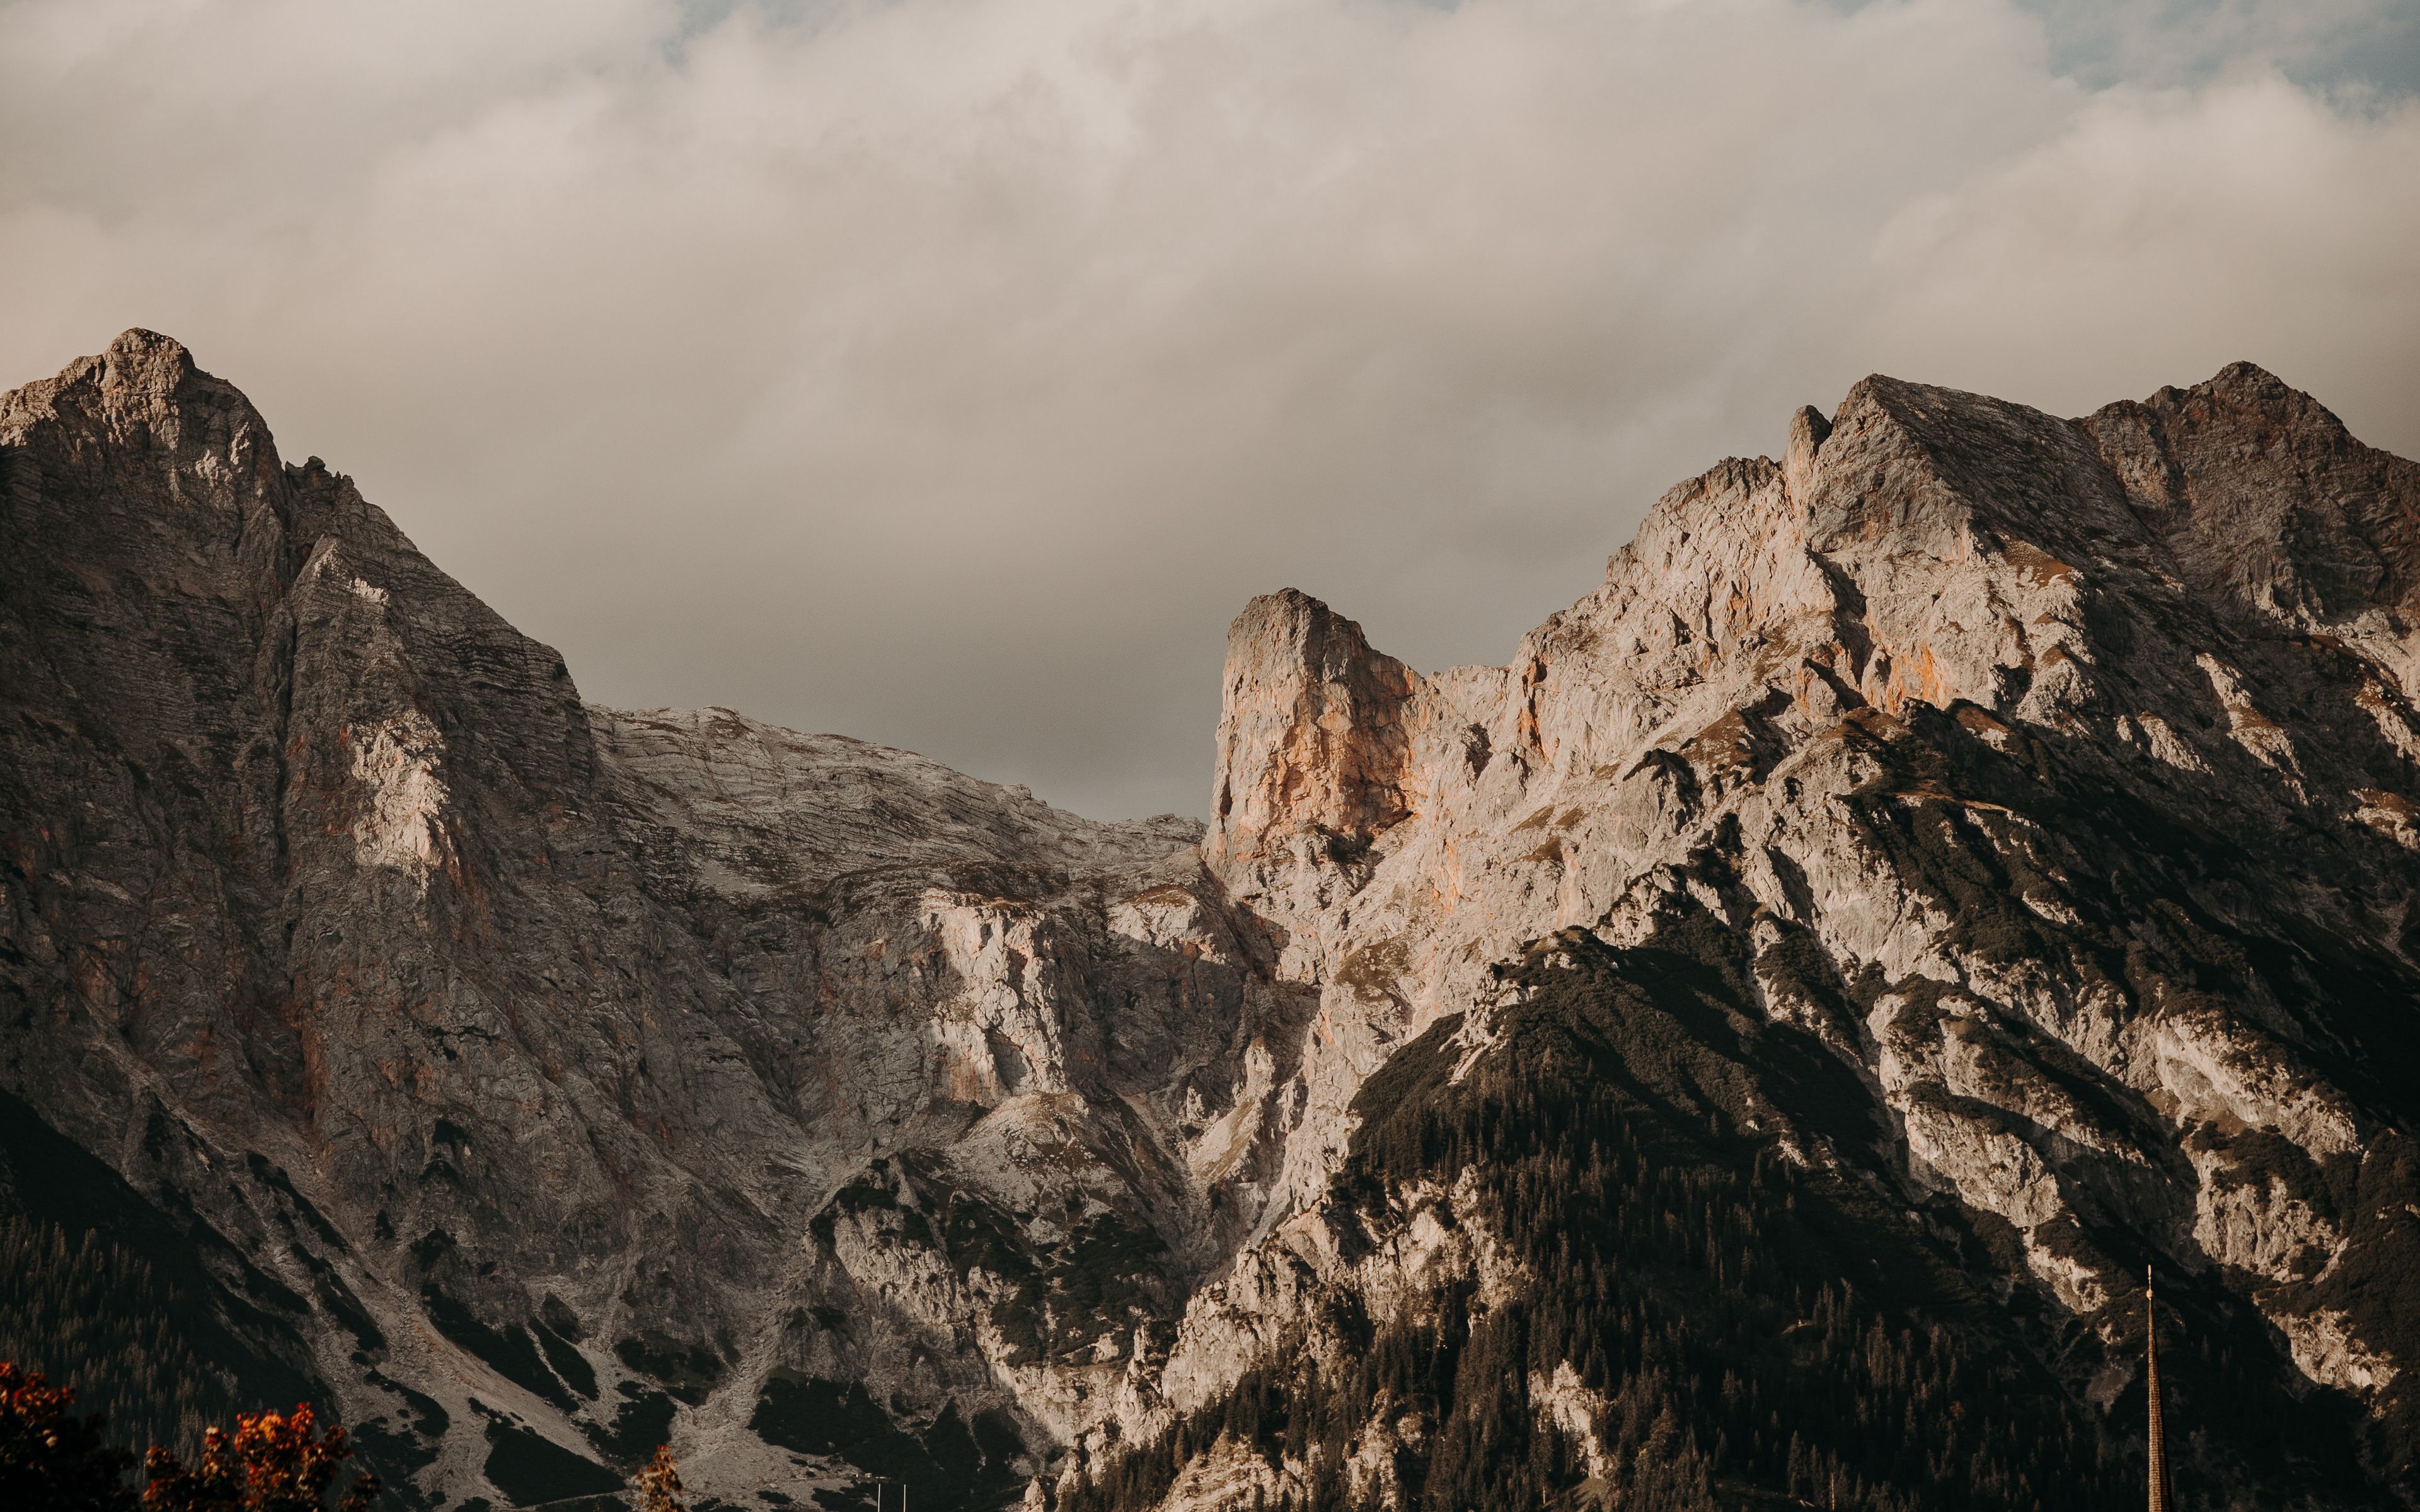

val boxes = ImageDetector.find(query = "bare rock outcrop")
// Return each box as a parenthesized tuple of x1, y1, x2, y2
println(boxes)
(0, 333, 1306, 1511)
(1206, 588, 1419, 878)
(8, 334, 2420, 1510)
(1070, 363, 2420, 1511)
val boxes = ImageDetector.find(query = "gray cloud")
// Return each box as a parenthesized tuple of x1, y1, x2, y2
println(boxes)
(3, 0, 2415, 818)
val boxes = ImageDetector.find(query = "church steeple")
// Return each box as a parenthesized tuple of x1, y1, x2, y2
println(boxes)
(2147, 1271, 2170, 1512)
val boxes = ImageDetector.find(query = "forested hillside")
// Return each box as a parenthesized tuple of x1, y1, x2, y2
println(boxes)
(0, 1092, 325, 1470)
(1066, 902, 2387, 1511)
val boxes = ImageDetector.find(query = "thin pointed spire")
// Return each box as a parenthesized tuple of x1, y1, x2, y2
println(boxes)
(2147, 1270, 2170, 1512)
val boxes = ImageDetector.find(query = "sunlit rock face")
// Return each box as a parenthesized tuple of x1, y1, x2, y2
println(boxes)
(4, 333, 2420, 1510)
(1127, 360, 2420, 1511)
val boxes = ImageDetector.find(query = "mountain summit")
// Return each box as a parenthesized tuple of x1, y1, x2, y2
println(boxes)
(4, 333, 2418, 1509)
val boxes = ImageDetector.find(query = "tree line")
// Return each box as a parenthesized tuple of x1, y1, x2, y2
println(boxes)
(0, 1358, 694, 1512)
(1062, 908, 2375, 1512)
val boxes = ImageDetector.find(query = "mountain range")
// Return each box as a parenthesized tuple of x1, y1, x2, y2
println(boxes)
(4, 331, 2419, 1510)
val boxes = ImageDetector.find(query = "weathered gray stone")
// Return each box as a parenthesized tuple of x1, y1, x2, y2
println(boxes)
(7, 333, 2420, 1508)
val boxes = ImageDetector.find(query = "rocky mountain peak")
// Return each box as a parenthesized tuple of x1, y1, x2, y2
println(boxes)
(8, 339, 2420, 1511)
(2086, 360, 2420, 626)
(4, 328, 274, 526)
(1782, 401, 1831, 506)
(1204, 587, 1419, 881)
(96, 325, 197, 386)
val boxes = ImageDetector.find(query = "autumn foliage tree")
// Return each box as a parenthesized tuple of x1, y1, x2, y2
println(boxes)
(3, 1361, 381, 1512)
(1, 1363, 137, 1512)
(635, 1444, 686, 1512)
(139, 1403, 379, 1512)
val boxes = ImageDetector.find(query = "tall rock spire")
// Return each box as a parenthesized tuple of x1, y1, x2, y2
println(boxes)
(1203, 588, 1418, 878)
(2148, 1273, 2171, 1512)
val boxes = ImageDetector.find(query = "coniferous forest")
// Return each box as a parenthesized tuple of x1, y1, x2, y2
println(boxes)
(0, 1211, 242, 1462)
(0, 1091, 328, 1477)
(1062, 901, 2389, 1512)
(4, 896, 2401, 1511)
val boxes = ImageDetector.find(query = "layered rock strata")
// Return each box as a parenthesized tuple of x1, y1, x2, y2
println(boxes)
(1083, 360, 2420, 1510)
(0, 333, 1305, 1510)
(5, 334, 2420, 1509)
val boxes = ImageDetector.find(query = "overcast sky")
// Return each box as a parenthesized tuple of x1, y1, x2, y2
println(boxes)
(4, 0, 2416, 819)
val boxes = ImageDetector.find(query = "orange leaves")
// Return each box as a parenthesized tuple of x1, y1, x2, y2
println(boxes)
(1, 1362, 137, 1512)
(139, 1402, 380, 1512)
(636, 1443, 686, 1512)
(4, 1360, 383, 1512)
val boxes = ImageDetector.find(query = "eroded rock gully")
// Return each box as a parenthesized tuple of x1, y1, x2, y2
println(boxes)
(4, 333, 2419, 1509)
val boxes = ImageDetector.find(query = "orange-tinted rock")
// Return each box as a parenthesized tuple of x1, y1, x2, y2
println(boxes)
(11, 335, 2420, 1509)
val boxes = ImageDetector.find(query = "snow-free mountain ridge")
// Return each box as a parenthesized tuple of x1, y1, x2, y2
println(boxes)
(4, 331, 2419, 1509)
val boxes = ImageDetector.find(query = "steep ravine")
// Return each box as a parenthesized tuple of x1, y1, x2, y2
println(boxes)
(4, 334, 2419, 1510)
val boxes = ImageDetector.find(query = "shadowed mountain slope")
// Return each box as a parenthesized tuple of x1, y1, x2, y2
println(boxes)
(4, 335, 2419, 1509)
(0, 333, 1301, 1508)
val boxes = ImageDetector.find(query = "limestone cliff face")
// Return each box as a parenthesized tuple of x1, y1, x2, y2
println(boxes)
(0, 333, 1307, 1511)
(1085, 360, 2420, 1510)
(1206, 588, 1419, 872)
(6, 335, 2420, 1511)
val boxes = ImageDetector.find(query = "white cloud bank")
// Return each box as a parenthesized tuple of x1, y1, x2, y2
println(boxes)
(3, 0, 2415, 816)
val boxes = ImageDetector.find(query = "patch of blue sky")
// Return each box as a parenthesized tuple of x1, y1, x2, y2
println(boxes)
(1812, 0, 2420, 98)
(667, 0, 843, 59)
(2027, 0, 2420, 96)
